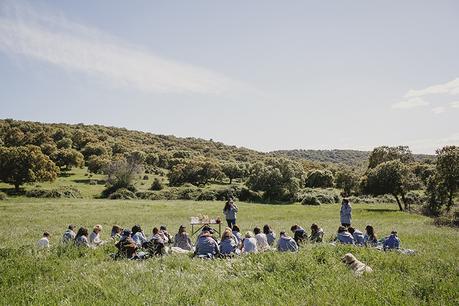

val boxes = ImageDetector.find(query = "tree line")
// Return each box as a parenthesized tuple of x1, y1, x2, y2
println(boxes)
(0, 119, 458, 216)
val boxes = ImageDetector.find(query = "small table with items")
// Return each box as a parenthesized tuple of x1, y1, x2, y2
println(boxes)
(190, 216, 222, 237)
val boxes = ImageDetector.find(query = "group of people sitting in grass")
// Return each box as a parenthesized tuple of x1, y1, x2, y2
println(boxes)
(36, 197, 403, 259)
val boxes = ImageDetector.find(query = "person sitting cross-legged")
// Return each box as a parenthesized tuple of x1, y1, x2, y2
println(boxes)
(219, 229, 238, 256)
(145, 227, 166, 256)
(37, 232, 51, 249)
(291, 224, 307, 245)
(348, 227, 365, 246)
(310, 223, 324, 243)
(254, 227, 270, 251)
(336, 226, 355, 245)
(241, 231, 258, 254)
(89, 224, 105, 247)
(383, 230, 400, 250)
(364, 225, 378, 247)
(194, 229, 219, 258)
(277, 231, 298, 252)
(115, 229, 138, 259)
(75, 227, 91, 248)
(173, 225, 193, 251)
(263, 224, 276, 247)
(62, 224, 76, 244)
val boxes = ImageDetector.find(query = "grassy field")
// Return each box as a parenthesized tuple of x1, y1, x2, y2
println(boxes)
(0, 197, 458, 305)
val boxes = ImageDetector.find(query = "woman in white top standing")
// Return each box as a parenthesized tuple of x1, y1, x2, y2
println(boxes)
(340, 198, 352, 227)
(223, 197, 239, 228)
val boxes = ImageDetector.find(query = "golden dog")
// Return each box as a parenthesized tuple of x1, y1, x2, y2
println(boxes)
(341, 253, 373, 276)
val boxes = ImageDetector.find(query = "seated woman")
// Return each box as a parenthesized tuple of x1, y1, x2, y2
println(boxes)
(336, 226, 355, 244)
(145, 227, 166, 256)
(232, 225, 243, 248)
(37, 232, 50, 249)
(173, 225, 193, 251)
(219, 229, 238, 256)
(115, 229, 138, 259)
(195, 229, 219, 258)
(310, 224, 324, 243)
(254, 227, 270, 251)
(160, 225, 172, 245)
(277, 231, 298, 252)
(291, 224, 307, 245)
(62, 224, 76, 244)
(89, 224, 104, 247)
(263, 224, 276, 246)
(131, 225, 148, 247)
(110, 225, 123, 240)
(348, 227, 365, 246)
(364, 225, 378, 246)
(383, 230, 400, 250)
(241, 231, 258, 254)
(75, 227, 90, 248)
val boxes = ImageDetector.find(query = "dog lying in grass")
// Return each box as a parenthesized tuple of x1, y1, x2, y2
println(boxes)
(342, 253, 373, 276)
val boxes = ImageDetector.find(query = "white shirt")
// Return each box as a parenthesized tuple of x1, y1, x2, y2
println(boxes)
(37, 237, 49, 248)
(242, 237, 258, 254)
(255, 233, 270, 251)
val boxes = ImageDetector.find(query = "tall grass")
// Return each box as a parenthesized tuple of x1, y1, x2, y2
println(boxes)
(0, 199, 458, 305)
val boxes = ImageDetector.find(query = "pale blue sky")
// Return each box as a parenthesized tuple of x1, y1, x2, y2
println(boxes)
(1, 0, 458, 153)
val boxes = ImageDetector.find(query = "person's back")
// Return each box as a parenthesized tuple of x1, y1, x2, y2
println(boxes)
(116, 236, 137, 259)
(37, 233, 50, 249)
(291, 225, 307, 244)
(337, 231, 354, 244)
(242, 237, 258, 254)
(174, 232, 193, 251)
(89, 231, 102, 247)
(62, 228, 76, 244)
(255, 233, 269, 251)
(352, 230, 365, 246)
(383, 233, 400, 250)
(132, 231, 147, 247)
(195, 234, 219, 256)
(277, 234, 298, 252)
(232, 230, 242, 246)
(266, 231, 276, 246)
(220, 237, 237, 255)
(75, 235, 89, 247)
(310, 227, 324, 243)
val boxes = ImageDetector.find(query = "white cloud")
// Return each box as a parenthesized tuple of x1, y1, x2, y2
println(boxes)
(431, 106, 446, 114)
(405, 78, 459, 98)
(0, 1, 239, 95)
(406, 133, 459, 154)
(392, 97, 429, 109)
(450, 101, 459, 108)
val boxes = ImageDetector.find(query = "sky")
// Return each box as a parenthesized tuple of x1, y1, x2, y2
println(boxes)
(0, 0, 458, 154)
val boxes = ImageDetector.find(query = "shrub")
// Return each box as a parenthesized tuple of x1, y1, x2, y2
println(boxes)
(25, 187, 82, 198)
(143, 175, 149, 180)
(150, 178, 164, 191)
(305, 170, 334, 188)
(301, 195, 321, 205)
(0, 191, 7, 200)
(238, 187, 263, 202)
(108, 188, 137, 200)
(197, 190, 217, 201)
(102, 185, 137, 198)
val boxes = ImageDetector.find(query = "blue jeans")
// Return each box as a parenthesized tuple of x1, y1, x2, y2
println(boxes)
(227, 219, 236, 228)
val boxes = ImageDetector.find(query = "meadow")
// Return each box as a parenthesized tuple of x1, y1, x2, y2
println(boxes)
(0, 197, 458, 305)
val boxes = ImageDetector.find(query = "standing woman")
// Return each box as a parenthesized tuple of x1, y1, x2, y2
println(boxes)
(223, 197, 238, 228)
(340, 198, 352, 227)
